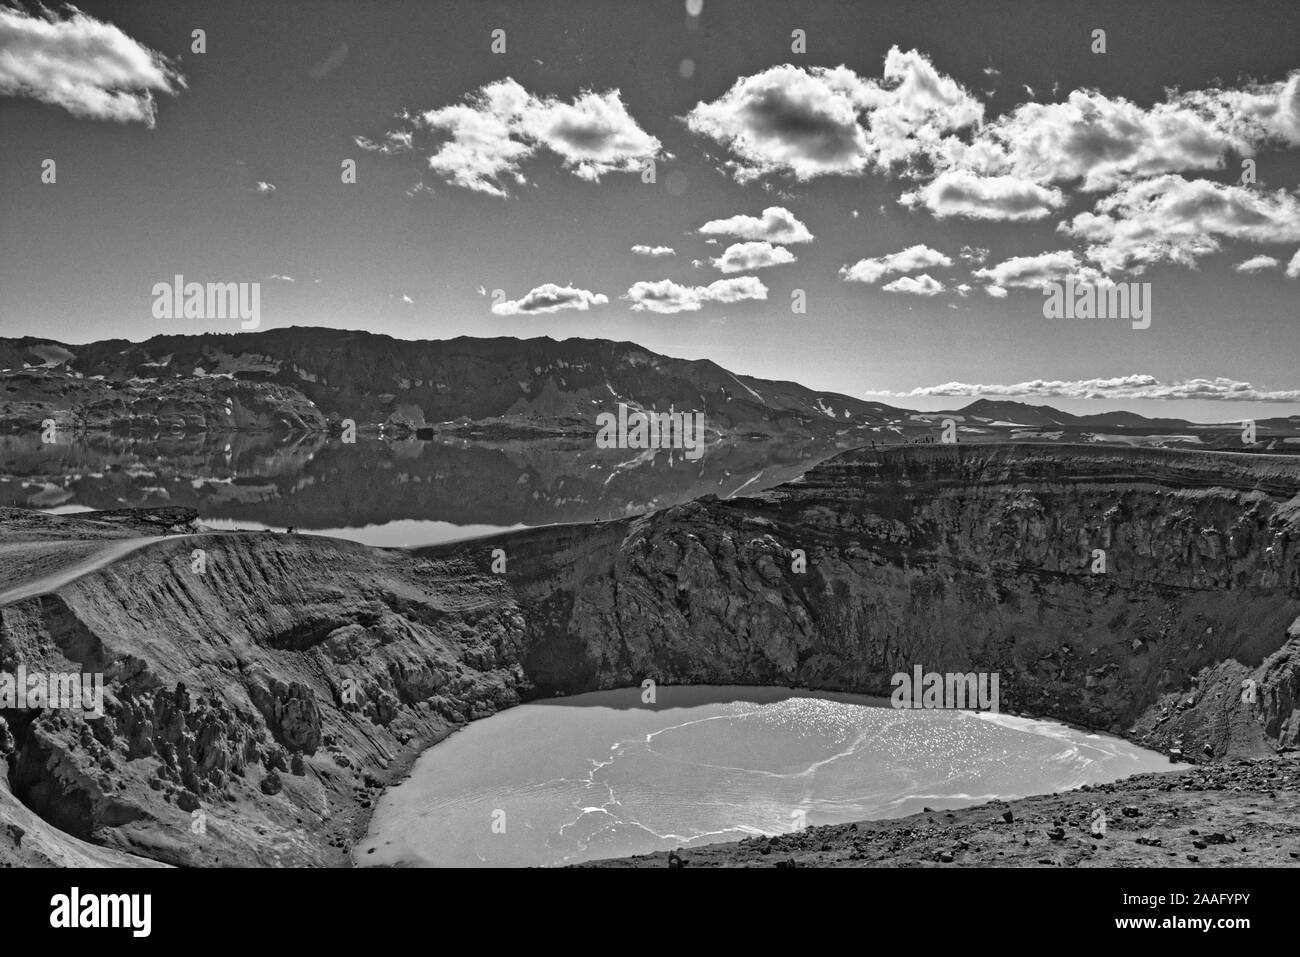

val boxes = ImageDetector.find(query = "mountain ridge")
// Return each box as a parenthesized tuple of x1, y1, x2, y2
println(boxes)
(3, 329, 1298, 448)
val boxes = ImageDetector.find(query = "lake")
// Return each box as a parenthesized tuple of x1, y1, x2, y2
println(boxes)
(1, 432, 842, 547)
(357, 685, 1178, 868)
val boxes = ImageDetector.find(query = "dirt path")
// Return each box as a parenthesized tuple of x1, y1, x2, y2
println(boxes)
(0, 536, 190, 606)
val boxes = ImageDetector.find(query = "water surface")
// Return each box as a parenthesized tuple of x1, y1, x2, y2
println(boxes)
(2, 433, 839, 547)
(358, 685, 1177, 868)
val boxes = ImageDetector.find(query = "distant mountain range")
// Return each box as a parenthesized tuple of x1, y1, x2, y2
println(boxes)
(2, 329, 897, 439)
(1, 329, 1297, 448)
(936, 397, 1300, 433)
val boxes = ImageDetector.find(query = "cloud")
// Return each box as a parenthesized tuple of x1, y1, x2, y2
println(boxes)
(899, 169, 1065, 221)
(266, 274, 295, 282)
(623, 276, 768, 314)
(973, 250, 1108, 290)
(1176, 73, 1300, 151)
(491, 283, 609, 315)
(1288, 248, 1300, 279)
(1062, 175, 1300, 273)
(354, 130, 413, 155)
(931, 75, 1300, 196)
(875, 374, 1300, 402)
(0, 6, 184, 126)
(698, 206, 814, 244)
(946, 90, 1242, 192)
(840, 244, 952, 284)
(684, 48, 982, 182)
(711, 241, 795, 273)
(631, 244, 676, 257)
(959, 245, 989, 265)
(361, 78, 666, 197)
(881, 274, 944, 295)
(985, 285, 1008, 298)
(1234, 255, 1281, 273)
(253, 181, 276, 196)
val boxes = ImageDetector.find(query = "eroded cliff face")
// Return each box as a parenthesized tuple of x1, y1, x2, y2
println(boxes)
(1, 444, 1299, 867)
(1, 517, 530, 866)
(494, 445, 1300, 758)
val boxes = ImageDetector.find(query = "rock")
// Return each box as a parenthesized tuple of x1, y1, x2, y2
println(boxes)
(265, 747, 289, 773)
(246, 671, 322, 755)
(260, 770, 283, 796)
(1001, 810, 1014, 823)
(176, 790, 201, 813)
(1121, 806, 1141, 817)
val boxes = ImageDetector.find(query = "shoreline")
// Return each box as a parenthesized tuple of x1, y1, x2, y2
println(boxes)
(579, 754, 1300, 868)
(346, 682, 1186, 868)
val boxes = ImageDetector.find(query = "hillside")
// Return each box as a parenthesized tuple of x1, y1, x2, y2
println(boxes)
(0, 330, 901, 440)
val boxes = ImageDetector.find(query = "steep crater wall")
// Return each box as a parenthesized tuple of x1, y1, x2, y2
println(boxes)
(490, 445, 1300, 758)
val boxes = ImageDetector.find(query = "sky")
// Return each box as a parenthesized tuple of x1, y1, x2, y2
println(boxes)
(0, 0, 1298, 422)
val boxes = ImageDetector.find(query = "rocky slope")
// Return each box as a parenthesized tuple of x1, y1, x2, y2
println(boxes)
(585, 756, 1300, 867)
(2, 444, 1299, 867)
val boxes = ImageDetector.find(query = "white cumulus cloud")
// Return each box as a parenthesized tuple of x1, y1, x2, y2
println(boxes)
(840, 244, 952, 284)
(881, 274, 944, 295)
(711, 241, 796, 273)
(623, 276, 768, 314)
(491, 283, 609, 315)
(360, 78, 666, 197)
(684, 48, 982, 182)
(973, 250, 1108, 291)
(899, 170, 1065, 221)
(698, 206, 814, 244)
(1062, 175, 1300, 273)
(0, 5, 184, 126)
